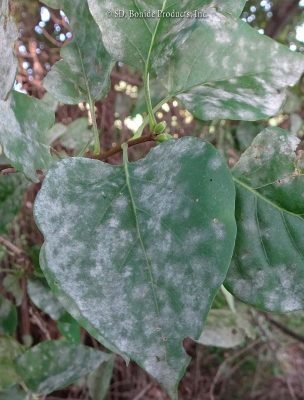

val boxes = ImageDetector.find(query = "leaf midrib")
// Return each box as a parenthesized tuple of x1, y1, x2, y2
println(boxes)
(233, 177, 304, 219)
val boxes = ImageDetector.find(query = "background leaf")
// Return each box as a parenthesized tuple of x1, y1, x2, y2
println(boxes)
(43, 0, 113, 105)
(34, 137, 236, 398)
(0, 91, 55, 181)
(0, 1, 18, 100)
(0, 337, 24, 390)
(225, 127, 304, 312)
(15, 341, 111, 395)
(0, 295, 17, 336)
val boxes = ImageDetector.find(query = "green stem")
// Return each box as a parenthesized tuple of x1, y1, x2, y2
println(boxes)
(133, 96, 171, 140)
(88, 97, 100, 155)
(144, 0, 168, 130)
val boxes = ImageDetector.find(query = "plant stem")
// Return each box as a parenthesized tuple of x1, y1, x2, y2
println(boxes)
(88, 96, 100, 155)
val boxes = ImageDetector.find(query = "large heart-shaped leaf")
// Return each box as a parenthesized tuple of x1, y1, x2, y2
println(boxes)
(0, 1, 18, 100)
(43, 0, 113, 105)
(15, 341, 111, 395)
(225, 128, 304, 312)
(34, 137, 236, 398)
(0, 91, 55, 181)
(88, 1, 304, 121)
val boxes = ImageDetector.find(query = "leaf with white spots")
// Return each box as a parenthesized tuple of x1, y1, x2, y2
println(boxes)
(0, 91, 55, 181)
(15, 341, 111, 396)
(225, 128, 304, 312)
(34, 137, 236, 398)
(0, 1, 18, 100)
(43, 0, 113, 105)
(88, 1, 304, 121)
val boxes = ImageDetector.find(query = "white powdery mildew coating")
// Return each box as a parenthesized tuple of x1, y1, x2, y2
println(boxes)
(0, 12, 18, 99)
(34, 138, 236, 394)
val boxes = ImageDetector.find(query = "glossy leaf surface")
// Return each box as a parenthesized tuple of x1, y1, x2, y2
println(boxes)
(34, 137, 236, 397)
(225, 128, 304, 312)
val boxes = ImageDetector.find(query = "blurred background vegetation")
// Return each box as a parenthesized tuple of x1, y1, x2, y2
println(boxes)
(1, 0, 304, 399)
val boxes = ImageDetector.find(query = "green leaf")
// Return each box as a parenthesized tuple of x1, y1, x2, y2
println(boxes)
(41, 0, 61, 9)
(0, 337, 24, 390)
(0, 295, 17, 335)
(0, 91, 55, 181)
(27, 279, 64, 320)
(0, 2, 18, 100)
(34, 137, 236, 398)
(225, 127, 304, 312)
(43, 0, 113, 105)
(87, 357, 115, 400)
(0, 174, 28, 233)
(57, 313, 81, 343)
(89, 1, 304, 121)
(88, 0, 248, 72)
(60, 118, 94, 152)
(15, 341, 111, 395)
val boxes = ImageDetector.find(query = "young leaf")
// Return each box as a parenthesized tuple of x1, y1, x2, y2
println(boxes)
(0, 295, 17, 336)
(15, 341, 111, 395)
(0, 91, 55, 181)
(34, 137, 236, 398)
(57, 313, 81, 343)
(0, 175, 27, 234)
(87, 356, 115, 400)
(88, 1, 304, 121)
(225, 128, 304, 312)
(0, 1, 18, 100)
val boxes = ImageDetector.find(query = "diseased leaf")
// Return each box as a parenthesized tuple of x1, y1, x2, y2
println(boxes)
(225, 128, 304, 312)
(0, 174, 27, 233)
(34, 137, 236, 398)
(0, 1, 18, 100)
(28, 279, 64, 320)
(0, 337, 24, 390)
(0, 91, 55, 181)
(15, 341, 111, 395)
(43, 0, 113, 105)
(88, 1, 304, 121)
(41, 0, 61, 9)
(0, 295, 17, 335)
(60, 119, 94, 152)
